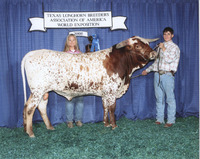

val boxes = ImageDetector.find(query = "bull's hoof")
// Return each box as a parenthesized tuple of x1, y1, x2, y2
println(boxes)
(104, 123, 111, 127)
(29, 134, 35, 138)
(26, 132, 35, 138)
(47, 126, 55, 130)
(111, 125, 118, 130)
(25, 129, 35, 138)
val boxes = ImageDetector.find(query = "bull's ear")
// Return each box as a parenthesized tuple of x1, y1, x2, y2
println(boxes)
(116, 39, 129, 49)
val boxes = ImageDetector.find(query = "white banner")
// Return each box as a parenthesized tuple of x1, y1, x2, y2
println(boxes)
(29, 17, 46, 32)
(29, 11, 127, 31)
(69, 31, 88, 37)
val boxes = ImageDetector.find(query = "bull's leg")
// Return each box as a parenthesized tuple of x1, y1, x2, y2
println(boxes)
(102, 98, 110, 127)
(108, 101, 117, 129)
(102, 97, 117, 129)
(37, 98, 54, 130)
(23, 94, 33, 133)
(24, 94, 40, 137)
(25, 104, 37, 137)
(23, 104, 27, 132)
(103, 105, 110, 127)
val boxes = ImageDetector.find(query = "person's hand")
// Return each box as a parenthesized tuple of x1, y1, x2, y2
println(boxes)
(142, 70, 148, 75)
(159, 43, 166, 51)
(159, 43, 164, 48)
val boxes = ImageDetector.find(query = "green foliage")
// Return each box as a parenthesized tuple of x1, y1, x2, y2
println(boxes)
(0, 116, 199, 159)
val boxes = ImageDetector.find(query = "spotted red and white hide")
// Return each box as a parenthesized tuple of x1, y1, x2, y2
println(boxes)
(21, 36, 158, 137)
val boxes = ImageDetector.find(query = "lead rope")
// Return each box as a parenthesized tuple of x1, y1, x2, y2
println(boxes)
(157, 47, 161, 86)
(130, 74, 143, 79)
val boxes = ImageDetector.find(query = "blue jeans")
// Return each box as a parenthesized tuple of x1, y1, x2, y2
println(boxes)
(66, 96, 84, 122)
(154, 72, 176, 124)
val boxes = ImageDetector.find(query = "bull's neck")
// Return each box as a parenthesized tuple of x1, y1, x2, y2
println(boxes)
(103, 46, 149, 85)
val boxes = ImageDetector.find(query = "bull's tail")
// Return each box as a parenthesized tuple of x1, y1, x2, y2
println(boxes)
(21, 56, 27, 104)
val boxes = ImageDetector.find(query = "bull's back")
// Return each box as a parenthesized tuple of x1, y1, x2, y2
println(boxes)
(24, 49, 108, 91)
(24, 50, 68, 88)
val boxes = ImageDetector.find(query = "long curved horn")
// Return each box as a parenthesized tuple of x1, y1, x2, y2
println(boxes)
(134, 36, 159, 44)
(145, 38, 159, 42)
(116, 39, 129, 49)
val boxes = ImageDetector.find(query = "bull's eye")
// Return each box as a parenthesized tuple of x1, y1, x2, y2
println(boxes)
(135, 45, 141, 49)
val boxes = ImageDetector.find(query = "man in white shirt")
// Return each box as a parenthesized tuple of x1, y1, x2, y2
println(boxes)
(142, 27, 180, 127)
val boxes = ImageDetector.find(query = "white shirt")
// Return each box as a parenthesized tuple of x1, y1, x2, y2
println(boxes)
(146, 40, 180, 73)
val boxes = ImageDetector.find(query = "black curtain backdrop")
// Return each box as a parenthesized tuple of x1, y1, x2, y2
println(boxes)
(0, 0, 198, 127)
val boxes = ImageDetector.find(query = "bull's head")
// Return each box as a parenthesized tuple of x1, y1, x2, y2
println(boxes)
(116, 36, 159, 61)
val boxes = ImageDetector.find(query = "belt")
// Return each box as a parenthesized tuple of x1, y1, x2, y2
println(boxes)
(158, 70, 175, 76)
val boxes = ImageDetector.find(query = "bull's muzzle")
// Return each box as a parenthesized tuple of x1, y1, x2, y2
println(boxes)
(149, 51, 158, 60)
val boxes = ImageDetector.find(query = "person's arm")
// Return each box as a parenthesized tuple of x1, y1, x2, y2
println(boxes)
(142, 59, 158, 75)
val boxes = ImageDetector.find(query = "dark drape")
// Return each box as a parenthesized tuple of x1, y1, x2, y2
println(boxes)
(0, 0, 198, 127)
